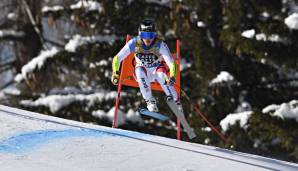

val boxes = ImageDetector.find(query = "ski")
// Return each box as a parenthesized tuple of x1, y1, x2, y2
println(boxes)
(138, 108, 169, 121)
(166, 100, 197, 139)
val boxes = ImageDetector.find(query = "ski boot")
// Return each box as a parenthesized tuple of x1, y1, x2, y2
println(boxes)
(146, 98, 159, 112)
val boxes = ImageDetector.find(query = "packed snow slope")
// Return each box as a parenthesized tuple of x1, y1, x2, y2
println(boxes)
(0, 105, 298, 171)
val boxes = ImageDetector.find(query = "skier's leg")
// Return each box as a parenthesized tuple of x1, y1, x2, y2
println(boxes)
(154, 66, 179, 101)
(135, 66, 158, 112)
(135, 66, 152, 99)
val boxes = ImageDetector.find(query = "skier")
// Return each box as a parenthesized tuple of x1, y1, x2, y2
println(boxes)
(111, 19, 181, 112)
(111, 19, 196, 139)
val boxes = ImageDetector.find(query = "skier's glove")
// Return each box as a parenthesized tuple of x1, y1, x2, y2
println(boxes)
(111, 71, 120, 85)
(167, 76, 176, 86)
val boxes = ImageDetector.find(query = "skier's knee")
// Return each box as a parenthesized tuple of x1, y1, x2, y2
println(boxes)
(135, 67, 147, 78)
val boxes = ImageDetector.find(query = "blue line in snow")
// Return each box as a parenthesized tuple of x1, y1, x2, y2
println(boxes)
(0, 129, 107, 154)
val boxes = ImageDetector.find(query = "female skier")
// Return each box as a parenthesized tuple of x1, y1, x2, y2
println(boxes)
(111, 19, 180, 112)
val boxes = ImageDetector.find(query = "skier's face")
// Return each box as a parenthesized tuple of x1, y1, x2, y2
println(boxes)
(140, 31, 155, 46)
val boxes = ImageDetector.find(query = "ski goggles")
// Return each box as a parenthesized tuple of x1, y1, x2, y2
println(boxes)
(140, 31, 156, 39)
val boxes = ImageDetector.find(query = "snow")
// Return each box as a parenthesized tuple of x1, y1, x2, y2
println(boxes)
(20, 91, 121, 113)
(165, 29, 175, 37)
(287, 0, 298, 13)
(14, 47, 59, 83)
(197, 21, 206, 28)
(70, 0, 103, 12)
(204, 138, 211, 144)
(201, 127, 212, 132)
(1, 84, 20, 96)
(285, 13, 298, 30)
(1, 105, 298, 171)
(42, 5, 64, 13)
(48, 86, 81, 95)
(92, 108, 144, 127)
(254, 139, 261, 148)
(288, 70, 298, 87)
(267, 34, 286, 42)
(0, 93, 4, 100)
(89, 60, 108, 68)
(220, 111, 252, 132)
(262, 100, 298, 122)
(180, 58, 192, 71)
(282, 0, 298, 13)
(210, 71, 234, 85)
(261, 12, 270, 20)
(241, 29, 255, 39)
(0, 30, 24, 38)
(92, 107, 126, 126)
(65, 34, 117, 52)
(234, 101, 252, 113)
(127, 109, 144, 126)
(145, 0, 171, 6)
(7, 13, 16, 20)
(256, 33, 267, 41)
(207, 30, 215, 47)
(242, 30, 287, 43)
(256, 33, 287, 43)
(14, 74, 23, 83)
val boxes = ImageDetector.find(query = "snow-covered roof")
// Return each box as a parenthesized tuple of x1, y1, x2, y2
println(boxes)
(262, 100, 298, 122)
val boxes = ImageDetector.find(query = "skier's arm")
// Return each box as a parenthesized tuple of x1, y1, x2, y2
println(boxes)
(112, 38, 136, 74)
(159, 42, 177, 78)
(111, 38, 136, 85)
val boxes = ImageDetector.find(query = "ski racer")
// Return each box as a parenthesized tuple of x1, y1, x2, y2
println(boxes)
(111, 19, 181, 113)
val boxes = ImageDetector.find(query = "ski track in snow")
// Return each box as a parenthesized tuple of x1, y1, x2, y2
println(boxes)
(0, 105, 298, 171)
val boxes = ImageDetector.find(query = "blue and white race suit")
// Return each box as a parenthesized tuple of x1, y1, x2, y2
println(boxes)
(114, 36, 179, 101)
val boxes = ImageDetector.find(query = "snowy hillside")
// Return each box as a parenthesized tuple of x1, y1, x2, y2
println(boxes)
(0, 105, 298, 171)
(0, 0, 298, 165)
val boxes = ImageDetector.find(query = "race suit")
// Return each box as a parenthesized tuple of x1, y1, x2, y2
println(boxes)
(112, 36, 179, 102)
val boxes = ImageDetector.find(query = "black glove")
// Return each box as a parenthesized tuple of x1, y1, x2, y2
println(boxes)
(167, 76, 176, 86)
(111, 71, 120, 85)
